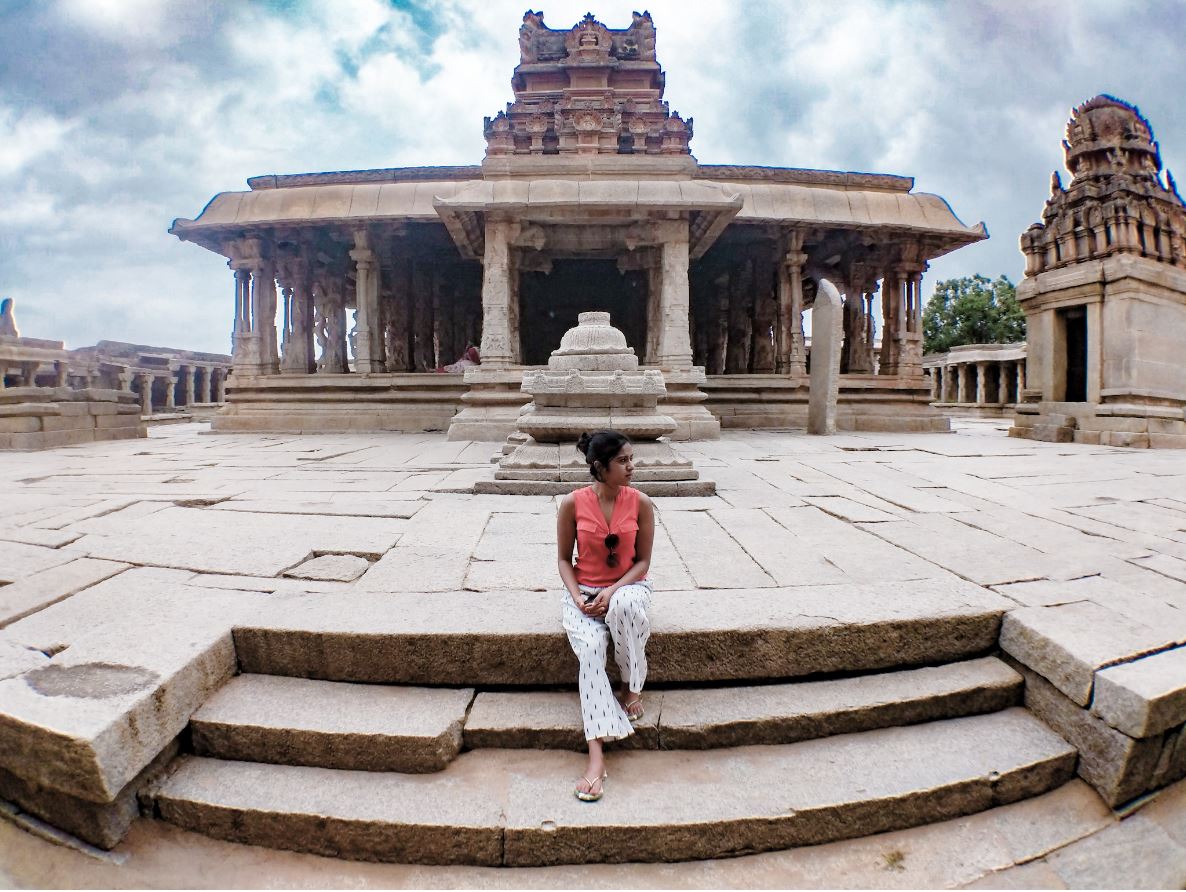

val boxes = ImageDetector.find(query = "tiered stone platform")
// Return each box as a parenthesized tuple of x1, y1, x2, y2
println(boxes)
(3, 422, 1186, 884)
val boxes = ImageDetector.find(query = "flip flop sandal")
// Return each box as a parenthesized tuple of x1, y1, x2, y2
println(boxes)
(575, 771, 607, 802)
(624, 697, 644, 723)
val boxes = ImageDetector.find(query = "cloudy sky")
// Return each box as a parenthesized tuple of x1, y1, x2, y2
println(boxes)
(2, 0, 1184, 353)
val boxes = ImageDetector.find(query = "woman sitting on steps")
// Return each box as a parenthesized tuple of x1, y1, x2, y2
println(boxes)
(556, 429, 655, 802)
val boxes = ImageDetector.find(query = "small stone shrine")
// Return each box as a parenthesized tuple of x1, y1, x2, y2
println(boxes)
(1012, 95, 1186, 447)
(476, 312, 712, 494)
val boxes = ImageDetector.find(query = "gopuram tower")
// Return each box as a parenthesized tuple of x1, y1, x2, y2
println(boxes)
(1012, 95, 1186, 447)
(170, 11, 985, 438)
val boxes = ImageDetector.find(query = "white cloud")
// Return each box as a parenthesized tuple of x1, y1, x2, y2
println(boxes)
(1, 1, 1184, 350)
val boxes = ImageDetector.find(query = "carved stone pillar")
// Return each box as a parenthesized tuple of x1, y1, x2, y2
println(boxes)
(479, 218, 520, 367)
(707, 272, 729, 375)
(878, 269, 900, 374)
(350, 230, 383, 373)
(164, 372, 177, 409)
(902, 268, 925, 375)
(216, 370, 227, 403)
(412, 262, 435, 372)
(314, 276, 349, 374)
(54, 361, 68, 387)
(975, 363, 987, 404)
(956, 364, 967, 403)
(385, 258, 412, 372)
(998, 363, 1009, 404)
(1017, 361, 1026, 397)
(248, 256, 279, 375)
(725, 256, 754, 374)
(655, 220, 694, 369)
(930, 369, 939, 401)
(280, 254, 315, 374)
(230, 265, 256, 372)
(137, 372, 153, 415)
(776, 231, 807, 376)
(751, 252, 776, 373)
(184, 366, 196, 405)
(200, 366, 212, 403)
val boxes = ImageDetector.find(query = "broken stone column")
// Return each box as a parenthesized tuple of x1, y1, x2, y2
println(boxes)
(476, 312, 713, 495)
(808, 278, 842, 435)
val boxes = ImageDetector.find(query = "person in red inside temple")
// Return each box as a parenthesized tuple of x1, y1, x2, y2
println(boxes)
(436, 344, 480, 373)
(555, 429, 655, 802)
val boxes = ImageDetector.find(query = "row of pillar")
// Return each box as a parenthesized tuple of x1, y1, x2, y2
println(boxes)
(931, 359, 1026, 405)
(229, 224, 929, 381)
(128, 365, 229, 416)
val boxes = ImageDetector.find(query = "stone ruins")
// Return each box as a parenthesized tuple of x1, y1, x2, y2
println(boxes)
(170, 10, 985, 439)
(0, 313, 231, 449)
(480, 311, 712, 495)
(1012, 95, 1186, 448)
(925, 342, 1027, 417)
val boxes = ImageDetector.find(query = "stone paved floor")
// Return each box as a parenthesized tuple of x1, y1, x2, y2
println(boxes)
(4, 419, 1186, 625)
(3, 418, 1186, 887)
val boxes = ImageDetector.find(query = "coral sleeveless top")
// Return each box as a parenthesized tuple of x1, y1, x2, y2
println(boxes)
(573, 484, 642, 588)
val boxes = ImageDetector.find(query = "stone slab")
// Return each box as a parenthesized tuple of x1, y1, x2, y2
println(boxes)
(0, 558, 130, 628)
(70, 506, 404, 576)
(1093, 646, 1186, 738)
(150, 709, 1074, 867)
(233, 579, 1009, 685)
(463, 690, 661, 751)
(0, 739, 177, 849)
(1044, 813, 1186, 890)
(1000, 601, 1176, 706)
(1018, 663, 1162, 807)
(658, 657, 1021, 748)
(0, 540, 78, 584)
(191, 675, 473, 772)
(0, 638, 47, 680)
(283, 554, 372, 582)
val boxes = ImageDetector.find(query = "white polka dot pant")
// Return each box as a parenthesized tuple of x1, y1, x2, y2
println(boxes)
(561, 582, 653, 742)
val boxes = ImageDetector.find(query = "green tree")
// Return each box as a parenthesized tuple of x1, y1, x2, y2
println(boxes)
(922, 274, 1026, 355)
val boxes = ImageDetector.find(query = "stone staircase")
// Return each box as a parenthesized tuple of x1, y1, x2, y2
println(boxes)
(144, 610, 1079, 867)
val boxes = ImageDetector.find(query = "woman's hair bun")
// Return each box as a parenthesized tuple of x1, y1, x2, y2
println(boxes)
(575, 431, 592, 456)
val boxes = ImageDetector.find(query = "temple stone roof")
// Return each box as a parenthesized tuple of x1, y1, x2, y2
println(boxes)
(172, 173, 984, 261)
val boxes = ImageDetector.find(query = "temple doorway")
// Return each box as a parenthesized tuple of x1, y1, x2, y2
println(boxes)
(518, 260, 648, 365)
(1060, 305, 1088, 402)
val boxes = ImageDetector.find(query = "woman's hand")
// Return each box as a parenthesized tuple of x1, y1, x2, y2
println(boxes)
(584, 586, 617, 618)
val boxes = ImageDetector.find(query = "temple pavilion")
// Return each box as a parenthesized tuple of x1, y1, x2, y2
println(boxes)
(170, 10, 986, 438)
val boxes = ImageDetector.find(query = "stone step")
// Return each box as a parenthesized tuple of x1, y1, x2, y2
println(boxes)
(234, 580, 1010, 685)
(150, 708, 1076, 866)
(189, 675, 474, 773)
(463, 656, 1022, 751)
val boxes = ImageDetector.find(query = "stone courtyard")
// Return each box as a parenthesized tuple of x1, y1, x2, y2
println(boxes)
(3, 420, 1186, 886)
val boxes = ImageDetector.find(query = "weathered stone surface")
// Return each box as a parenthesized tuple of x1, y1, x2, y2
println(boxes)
(807, 278, 842, 436)
(1018, 664, 1161, 807)
(150, 710, 1074, 866)
(0, 619, 236, 803)
(234, 579, 1007, 685)
(0, 540, 78, 584)
(152, 754, 506, 866)
(71, 506, 403, 576)
(464, 690, 661, 750)
(0, 739, 177, 849)
(191, 675, 472, 772)
(1045, 813, 1186, 889)
(0, 558, 129, 627)
(658, 657, 1021, 748)
(0, 638, 47, 680)
(1000, 601, 1173, 706)
(283, 554, 372, 582)
(1093, 646, 1186, 737)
